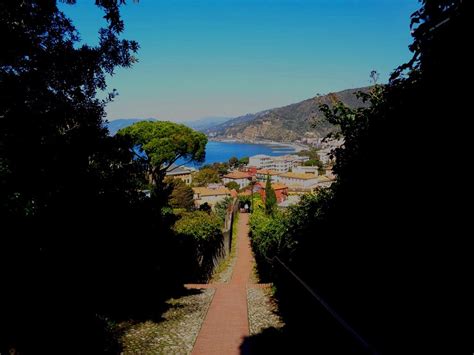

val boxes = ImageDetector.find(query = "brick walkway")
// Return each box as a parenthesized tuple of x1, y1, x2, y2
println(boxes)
(188, 213, 254, 355)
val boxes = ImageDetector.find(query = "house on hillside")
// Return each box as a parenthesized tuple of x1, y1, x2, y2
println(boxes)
(254, 182, 288, 203)
(249, 154, 308, 172)
(255, 169, 280, 182)
(275, 172, 319, 192)
(165, 166, 195, 185)
(292, 166, 319, 176)
(192, 186, 231, 209)
(315, 175, 334, 188)
(222, 171, 253, 189)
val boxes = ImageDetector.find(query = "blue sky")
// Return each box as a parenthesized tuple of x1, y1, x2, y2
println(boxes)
(60, 0, 419, 121)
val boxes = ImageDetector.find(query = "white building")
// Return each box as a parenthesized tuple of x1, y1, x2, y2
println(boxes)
(275, 172, 319, 190)
(256, 169, 279, 182)
(248, 154, 309, 172)
(248, 155, 273, 169)
(292, 166, 319, 176)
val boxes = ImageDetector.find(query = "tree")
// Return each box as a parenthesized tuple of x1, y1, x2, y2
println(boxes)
(193, 167, 220, 186)
(248, 1, 471, 353)
(228, 156, 239, 168)
(239, 156, 249, 165)
(117, 121, 207, 186)
(264, 175, 277, 214)
(225, 181, 240, 191)
(166, 177, 194, 211)
(0, 0, 144, 353)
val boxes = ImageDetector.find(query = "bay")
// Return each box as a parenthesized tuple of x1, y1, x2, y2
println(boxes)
(180, 141, 296, 166)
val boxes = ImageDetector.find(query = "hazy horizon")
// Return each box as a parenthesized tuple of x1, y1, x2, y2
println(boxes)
(60, 0, 419, 121)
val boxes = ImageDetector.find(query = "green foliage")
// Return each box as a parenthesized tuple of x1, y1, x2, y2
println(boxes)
(228, 156, 239, 167)
(117, 121, 207, 185)
(165, 177, 194, 211)
(174, 211, 222, 243)
(201, 162, 229, 175)
(297, 148, 321, 161)
(214, 196, 234, 222)
(173, 211, 224, 281)
(226, 156, 249, 168)
(192, 167, 220, 186)
(303, 159, 323, 168)
(239, 156, 249, 165)
(264, 175, 277, 215)
(225, 181, 240, 191)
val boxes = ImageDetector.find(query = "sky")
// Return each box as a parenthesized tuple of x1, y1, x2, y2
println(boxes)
(59, 0, 420, 122)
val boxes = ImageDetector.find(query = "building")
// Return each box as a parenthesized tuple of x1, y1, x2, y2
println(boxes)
(255, 182, 288, 203)
(315, 175, 334, 188)
(255, 169, 280, 182)
(165, 166, 195, 185)
(275, 172, 319, 191)
(248, 155, 273, 169)
(278, 194, 301, 208)
(248, 154, 309, 172)
(292, 166, 319, 176)
(222, 171, 253, 189)
(192, 186, 231, 209)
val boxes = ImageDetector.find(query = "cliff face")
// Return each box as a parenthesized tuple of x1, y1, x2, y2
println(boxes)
(206, 87, 370, 142)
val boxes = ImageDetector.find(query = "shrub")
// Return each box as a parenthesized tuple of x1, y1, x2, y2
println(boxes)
(173, 211, 223, 281)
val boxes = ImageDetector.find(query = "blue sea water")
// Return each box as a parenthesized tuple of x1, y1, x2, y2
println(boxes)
(181, 141, 295, 166)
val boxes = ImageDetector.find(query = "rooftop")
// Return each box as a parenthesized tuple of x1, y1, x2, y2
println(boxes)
(192, 187, 231, 197)
(256, 169, 279, 175)
(223, 171, 253, 179)
(272, 183, 288, 190)
(279, 172, 319, 180)
(166, 165, 194, 176)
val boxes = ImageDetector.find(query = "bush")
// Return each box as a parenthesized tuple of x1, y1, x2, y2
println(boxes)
(173, 211, 224, 281)
(214, 196, 233, 222)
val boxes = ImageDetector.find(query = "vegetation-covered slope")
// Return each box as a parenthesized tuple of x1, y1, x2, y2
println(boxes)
(207, 87, 369, 142)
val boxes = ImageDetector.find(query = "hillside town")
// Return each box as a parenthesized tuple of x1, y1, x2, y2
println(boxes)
(166, 151, 336, 210)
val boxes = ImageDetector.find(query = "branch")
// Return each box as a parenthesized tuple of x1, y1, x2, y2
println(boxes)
(162, 154, 190, 172)
(166, 157, 194, 172)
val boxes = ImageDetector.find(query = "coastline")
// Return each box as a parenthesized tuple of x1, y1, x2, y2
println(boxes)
(209, 138, 307, 153)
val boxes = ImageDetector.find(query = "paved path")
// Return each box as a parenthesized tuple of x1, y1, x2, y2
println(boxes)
(189, 213, 254, 355)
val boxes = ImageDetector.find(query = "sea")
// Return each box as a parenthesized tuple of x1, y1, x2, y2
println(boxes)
(182, 141, 296, 166)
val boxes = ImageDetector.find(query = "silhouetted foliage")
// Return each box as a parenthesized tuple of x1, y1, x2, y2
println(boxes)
(198, 202, 212, 213)
(248, 1, 471, 354)
(0, 1, 196, 354)
(166, 177, 195, 211)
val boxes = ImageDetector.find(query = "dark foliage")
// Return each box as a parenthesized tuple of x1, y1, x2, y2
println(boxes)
(173, 211, 224, 282)
(0, 1, 191, 353)
(248, 1, 472, 354)
(166, 177, 195, 211)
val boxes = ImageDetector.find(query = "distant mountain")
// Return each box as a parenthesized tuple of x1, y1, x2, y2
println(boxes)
(105, 118, 157, 135)
(206, 87, 370, 142)
(183, 116, 232, 131)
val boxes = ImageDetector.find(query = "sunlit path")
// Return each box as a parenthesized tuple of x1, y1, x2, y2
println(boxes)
(188, 213, 253, 355)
